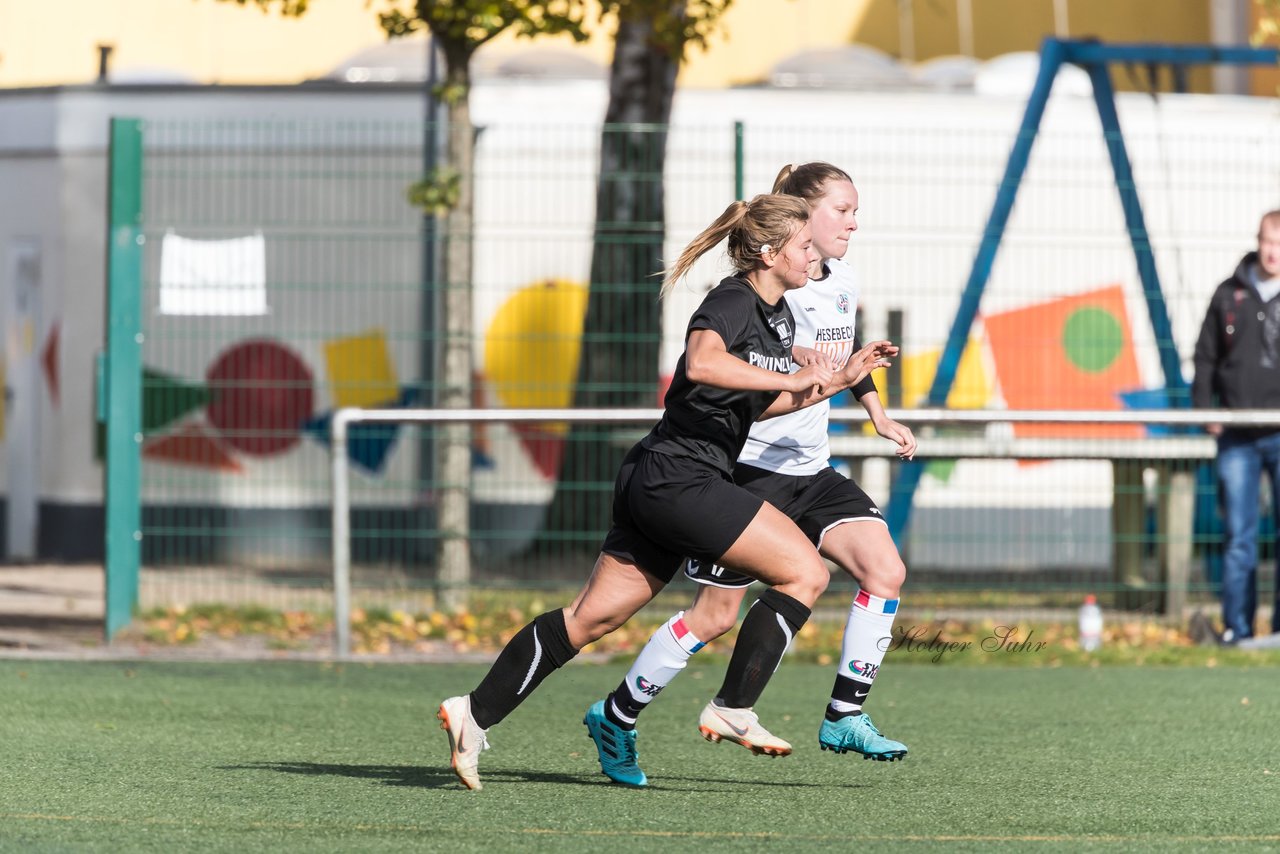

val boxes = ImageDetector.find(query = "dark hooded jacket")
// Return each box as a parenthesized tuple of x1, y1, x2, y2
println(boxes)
(1192, 252, 1280, 425)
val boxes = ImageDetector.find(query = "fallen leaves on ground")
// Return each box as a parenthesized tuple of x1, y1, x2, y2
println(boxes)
(125, 602, 1280, 665)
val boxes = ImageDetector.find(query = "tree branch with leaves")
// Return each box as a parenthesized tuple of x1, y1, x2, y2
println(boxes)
(219, 0, 588, 602)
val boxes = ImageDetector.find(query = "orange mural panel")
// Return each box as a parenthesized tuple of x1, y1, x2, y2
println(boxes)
(143, 423, 243, 472)
(984, 285, 1142, 438)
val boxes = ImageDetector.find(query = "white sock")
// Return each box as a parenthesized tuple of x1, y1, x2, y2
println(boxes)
(613, 611, 706, 721)
(830, 589, 898, 713)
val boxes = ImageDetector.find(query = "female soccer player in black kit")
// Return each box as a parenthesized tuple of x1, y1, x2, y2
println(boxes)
(438, 193, 897, 790)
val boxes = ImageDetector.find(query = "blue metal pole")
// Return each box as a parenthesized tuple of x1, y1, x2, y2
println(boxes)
(886, 37, 1067, 546)
(1065, 41, 1278, 67)
(1081, 57, 1187, 400)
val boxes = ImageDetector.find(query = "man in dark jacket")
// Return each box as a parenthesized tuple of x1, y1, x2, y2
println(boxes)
(1192, 210, 1280, 644)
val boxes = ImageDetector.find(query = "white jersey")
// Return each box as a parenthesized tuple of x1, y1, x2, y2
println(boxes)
(738, 259, 861, 474)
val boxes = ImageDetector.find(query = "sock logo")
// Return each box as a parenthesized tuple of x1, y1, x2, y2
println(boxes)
(635, 676, 664, 698)
(848, 660, 879, 680)
(517, 628, 543, 695)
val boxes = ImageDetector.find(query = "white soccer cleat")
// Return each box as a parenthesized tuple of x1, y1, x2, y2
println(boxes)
(698, 701, 792, 757)
(438, 695, 489, 791)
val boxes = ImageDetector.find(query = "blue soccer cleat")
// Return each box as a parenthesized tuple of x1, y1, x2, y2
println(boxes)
(583, 700, 647, 786)
(819, 711, 908, 761)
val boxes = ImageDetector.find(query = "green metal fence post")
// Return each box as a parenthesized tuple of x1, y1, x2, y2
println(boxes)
(104, 117, 144, 640)
(733, 121, 744, 200)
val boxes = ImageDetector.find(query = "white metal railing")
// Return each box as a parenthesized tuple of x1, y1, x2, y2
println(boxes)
(329, 406, 1280, 657)
(331, 408, 660, 656)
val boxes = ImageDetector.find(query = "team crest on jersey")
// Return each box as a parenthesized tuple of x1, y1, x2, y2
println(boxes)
(770, 317, 793, 348)
(836, 293, 850, 315)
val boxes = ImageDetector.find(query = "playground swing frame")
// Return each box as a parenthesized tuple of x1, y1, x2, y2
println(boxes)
(885, 36, 1280, 545)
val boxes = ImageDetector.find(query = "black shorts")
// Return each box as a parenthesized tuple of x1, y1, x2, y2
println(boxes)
(600, 444, 765, 584)
(684, 463, 883, 589)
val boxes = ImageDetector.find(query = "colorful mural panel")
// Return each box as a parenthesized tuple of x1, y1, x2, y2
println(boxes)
(984, 285, 1143, 438)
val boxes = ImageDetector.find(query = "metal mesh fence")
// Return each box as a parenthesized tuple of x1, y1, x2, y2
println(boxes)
(137, 121, 429, 606)
(121, 106, 1280, 618)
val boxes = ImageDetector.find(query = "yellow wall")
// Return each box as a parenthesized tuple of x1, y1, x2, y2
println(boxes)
(859, 0, 1211, 59)
(0, 0, 1249, 94)
(0, 1, 385, 86)
(670, 0, 876, 87)
(0, 0, 873, 89)
(1251, 2, 1280, 96)
(851, 0, 1214, 92)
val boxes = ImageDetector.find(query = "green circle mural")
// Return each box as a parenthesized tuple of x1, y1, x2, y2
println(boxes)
(1062, 306, 1124, 373)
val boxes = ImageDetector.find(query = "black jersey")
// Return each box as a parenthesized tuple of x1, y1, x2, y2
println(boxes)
(642, 276, 796, 473)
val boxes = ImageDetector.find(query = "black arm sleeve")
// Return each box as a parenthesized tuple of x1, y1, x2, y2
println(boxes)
(850, 373, 878, 400)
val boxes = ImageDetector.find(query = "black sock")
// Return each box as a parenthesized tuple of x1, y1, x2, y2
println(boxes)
(604, 680, 640, 731)
(826, 706, 864, 722)
(831, 674, 875, 709)
(469, 609, 578, 729)
(716, 588, 810, 709)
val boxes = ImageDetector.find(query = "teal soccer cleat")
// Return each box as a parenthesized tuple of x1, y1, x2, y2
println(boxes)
(583, 700, 647, 786)
(818, 711, 908, 761)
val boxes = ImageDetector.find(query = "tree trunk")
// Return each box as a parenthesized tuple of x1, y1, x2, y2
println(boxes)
(537, 15, 680, 556)
(436, 55, 473, 609)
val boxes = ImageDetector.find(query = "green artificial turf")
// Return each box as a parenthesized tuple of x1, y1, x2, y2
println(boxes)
(1, 660, 1277, 852)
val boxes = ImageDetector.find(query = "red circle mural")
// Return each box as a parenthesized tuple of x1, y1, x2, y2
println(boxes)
(205, 339, 314, 456)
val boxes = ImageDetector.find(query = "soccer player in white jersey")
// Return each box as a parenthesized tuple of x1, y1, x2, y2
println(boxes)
(587, 163, 915, 783)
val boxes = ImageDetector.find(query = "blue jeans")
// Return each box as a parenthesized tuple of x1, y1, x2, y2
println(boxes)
(1216, 430, 1280, 638)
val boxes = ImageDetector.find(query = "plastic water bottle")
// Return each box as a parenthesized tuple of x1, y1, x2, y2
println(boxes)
(1078, 594, 1103, 652)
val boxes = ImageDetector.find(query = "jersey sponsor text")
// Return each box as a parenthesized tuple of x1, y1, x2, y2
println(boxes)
(749, 352, 792, 372)
(814, 325, 854, 342)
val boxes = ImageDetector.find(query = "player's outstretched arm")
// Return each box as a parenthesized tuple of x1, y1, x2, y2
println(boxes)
(759, 341, 893, 419)
(841, 340, 897, 388)
(857, 387, 917, 460)
(686, 329, 833, 394)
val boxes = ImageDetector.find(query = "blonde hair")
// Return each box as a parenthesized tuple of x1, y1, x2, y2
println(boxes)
(771, 162, 854, 205)
(661, 193, 811, 299)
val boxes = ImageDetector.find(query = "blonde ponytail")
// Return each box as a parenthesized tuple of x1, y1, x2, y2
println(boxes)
(661, 200, 750, 299)
(660, 194, 810, 299)
(771, 164, 795, 193)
